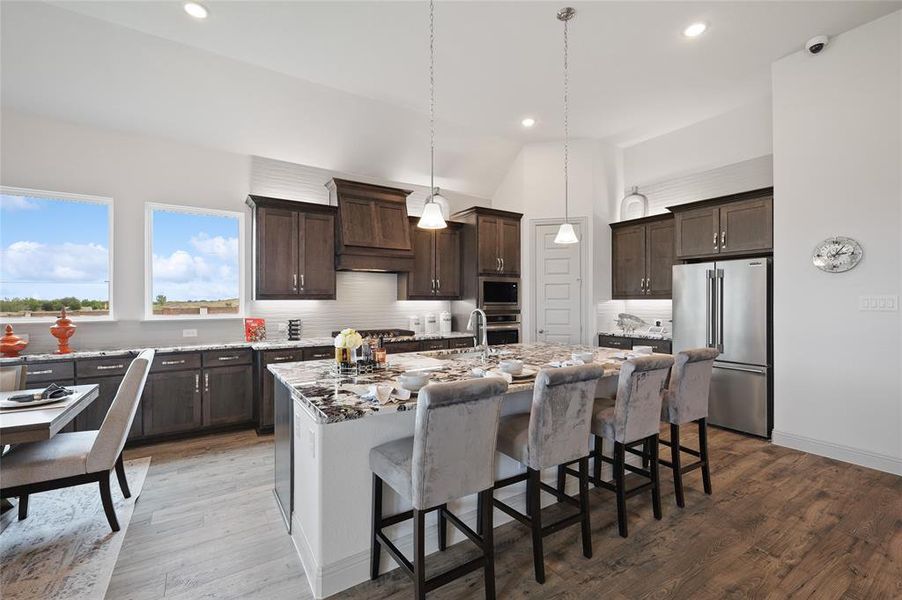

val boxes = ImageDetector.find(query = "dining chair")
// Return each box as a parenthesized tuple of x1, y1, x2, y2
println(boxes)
(0, 349, 154, 531)
(370, 377, 508, 600)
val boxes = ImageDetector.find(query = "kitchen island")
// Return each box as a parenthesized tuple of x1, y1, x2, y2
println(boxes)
(269, 343, 629, 599)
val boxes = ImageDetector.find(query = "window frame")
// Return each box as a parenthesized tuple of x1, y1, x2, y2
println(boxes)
(0, 185, 115, 323)
(144, 202, 246, 321)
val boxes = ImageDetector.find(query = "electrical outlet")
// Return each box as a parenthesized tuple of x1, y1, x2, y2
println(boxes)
(858, 295, 898, 312)
(182, 328, 198, 337)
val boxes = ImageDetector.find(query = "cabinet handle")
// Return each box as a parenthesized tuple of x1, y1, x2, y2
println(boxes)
(96, 364, 124, 370)
(272, 355, 295, 362)
(29, 369, 53, 376)
(436, 278, 440, 290)
(217, 355, 240, 361)
(639, 278, 645, 292)
(162, 359, 185, 366)
(646, 278, 651, 295)
(500, 258, 505, 272)
(204, 373, 209, 392)
(496, 257, 501, 272)
(721, 231, 726, 249)
(300, 274, 305, 289)
(195, 373, 200, 392)
(293, 273, 298, 291)
(713, 232, 719, 250)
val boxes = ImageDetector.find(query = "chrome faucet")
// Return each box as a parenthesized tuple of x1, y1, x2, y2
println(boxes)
(467, 308, 489, 356)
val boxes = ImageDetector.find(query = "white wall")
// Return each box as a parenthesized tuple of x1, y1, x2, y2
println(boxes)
(0, 111, 488, 353)
(771, 10, 901, 474)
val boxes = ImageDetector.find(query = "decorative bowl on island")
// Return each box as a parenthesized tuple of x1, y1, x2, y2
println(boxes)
(398, 371, 432, 392)
(498, 359, 524, 376)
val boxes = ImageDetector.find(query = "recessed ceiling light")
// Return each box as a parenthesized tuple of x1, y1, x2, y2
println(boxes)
(521, 117, 536, 128)
(184, 2, 208, 19)
(683, 22, 707, 38)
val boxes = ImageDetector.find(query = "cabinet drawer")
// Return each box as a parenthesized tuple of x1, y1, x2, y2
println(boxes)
(448, 336, 476, 349)
(420, 339, 449, 351)
(262, 349, 305, 365)
(77, 356, 132, 378)
(304, 346, 334, 361)
(203, 348, 252, 367)
(384, 341, 420, 354)
(151, 352, 202, 373)
(26, 361, 74, 384)
(597, 335, 632, 350)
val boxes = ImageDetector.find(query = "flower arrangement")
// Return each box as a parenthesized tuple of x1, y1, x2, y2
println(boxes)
(334, 328, 364, 366)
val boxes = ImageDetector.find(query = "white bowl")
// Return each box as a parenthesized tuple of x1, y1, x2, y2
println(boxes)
(398, 372, 432, 392)
(499, 359, 524, 375)
(633, 345, 653, 355)
(572, 352, 594, 363)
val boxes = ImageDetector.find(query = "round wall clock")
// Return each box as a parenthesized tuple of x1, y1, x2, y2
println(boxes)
(812, 236, 863, 273)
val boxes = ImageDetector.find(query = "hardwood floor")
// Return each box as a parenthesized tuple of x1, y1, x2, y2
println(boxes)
(112, 427, 901, 600)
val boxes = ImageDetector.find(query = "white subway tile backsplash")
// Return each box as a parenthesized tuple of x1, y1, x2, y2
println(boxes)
(596, 299, 673, 335)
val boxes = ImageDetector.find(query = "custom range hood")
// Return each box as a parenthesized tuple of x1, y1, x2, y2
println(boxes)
(326, 178, 415, 272)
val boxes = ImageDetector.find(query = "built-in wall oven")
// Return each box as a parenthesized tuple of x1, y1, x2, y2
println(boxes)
(479, 277, 520, 312)
(485, 313, 520, 346)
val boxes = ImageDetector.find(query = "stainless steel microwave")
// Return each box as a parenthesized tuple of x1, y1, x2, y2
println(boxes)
(478, 277, 520, 311)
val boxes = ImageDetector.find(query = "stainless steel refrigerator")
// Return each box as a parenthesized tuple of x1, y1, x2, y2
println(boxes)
(672, 258, 772, 437)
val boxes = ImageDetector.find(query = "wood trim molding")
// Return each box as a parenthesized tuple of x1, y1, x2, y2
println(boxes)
(666, 187, 773, 213)
(771, 430, 902, 476)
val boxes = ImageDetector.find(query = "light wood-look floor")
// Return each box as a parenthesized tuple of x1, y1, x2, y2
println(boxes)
(113, 427, 901, 600)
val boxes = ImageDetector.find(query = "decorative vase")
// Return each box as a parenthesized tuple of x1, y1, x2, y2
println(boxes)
(0, 324, 28, 357)
(50, 307, 77, 354)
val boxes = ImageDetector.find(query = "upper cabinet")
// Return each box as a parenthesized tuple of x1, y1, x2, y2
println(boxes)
(670, 188, 773, 259)
(247, 196, 337, 300)
(327, 178, 415, 272)
(398, 218, 462, 300)
(452, 207, 522, 276)
(611, 214, 674, 299)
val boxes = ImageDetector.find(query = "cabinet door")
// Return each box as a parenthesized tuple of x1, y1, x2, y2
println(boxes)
(645, 219, 674, 298)
(598, 335, 633, 350)
(203, 365, 254, 427)
(374, 201, 412, 250)
(257, 207, 299, 297)
(340, 198, 377, 247)
(499, 218, 521, 275)
(76, 375, 143, 440)
(612, 225, 646, 298)
(719, 196, 773, 255)
(407, 225, 437, 298)
(384, 341, 421, 354)
(261, 350, 305, 429)
(142, 370, 203, 436)
(435, 227, 461, 298)
(675, 206, 720, 259)
(299, 211, 336, 298)
(477, 214, 500, 275)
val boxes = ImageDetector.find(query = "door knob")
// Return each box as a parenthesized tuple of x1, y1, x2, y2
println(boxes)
(538, 329, 544, 334)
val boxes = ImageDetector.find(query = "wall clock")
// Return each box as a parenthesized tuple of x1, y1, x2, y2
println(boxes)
(812, 236, 863, 273)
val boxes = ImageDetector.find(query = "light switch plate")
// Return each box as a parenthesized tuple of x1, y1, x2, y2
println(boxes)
(859, 295, 898, 312)
(182, 328, 198, 337)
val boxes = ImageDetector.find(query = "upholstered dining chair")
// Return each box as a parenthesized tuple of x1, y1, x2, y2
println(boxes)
(0, 349, 154, 531)
(658, 348, 719, 507)
(370, 377, 508, 600)
(491, 364, 605, 584)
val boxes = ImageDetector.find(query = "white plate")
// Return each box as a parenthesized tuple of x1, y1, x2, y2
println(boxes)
(0, 394, 71, 410)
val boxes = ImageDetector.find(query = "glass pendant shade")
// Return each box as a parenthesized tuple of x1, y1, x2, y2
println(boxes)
(554, 222, 579, 244)
(418, 198, 447, 229)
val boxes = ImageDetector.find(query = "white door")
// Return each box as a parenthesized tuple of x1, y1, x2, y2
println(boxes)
(535, 223, 582, 344)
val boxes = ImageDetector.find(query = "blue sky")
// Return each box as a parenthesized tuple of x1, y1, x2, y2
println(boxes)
(1, 194, 240, 302)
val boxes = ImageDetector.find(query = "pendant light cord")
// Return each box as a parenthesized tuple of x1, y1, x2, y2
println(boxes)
(429, 0, 436, 200)
(563, 13, 569, 223)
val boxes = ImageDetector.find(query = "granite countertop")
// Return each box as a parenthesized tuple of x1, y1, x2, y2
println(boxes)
(598, 330, 672, 341)
(269, 342, 631, 425)
(0, 332, 475, 365)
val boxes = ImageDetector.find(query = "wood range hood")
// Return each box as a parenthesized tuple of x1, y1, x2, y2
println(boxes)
(326, 178, 415, 272)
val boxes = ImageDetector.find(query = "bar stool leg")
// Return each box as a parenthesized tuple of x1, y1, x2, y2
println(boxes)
(593, 435, 603, 486)
(413, 508, 426, 600)
(476, 493, 485, 536)
(642, 438, 650, 469)
(525, 471, 534, 518)
(578, 457, 592, 558)
(479, 489, 496, 600)
(370, 474, 383, 580)
(650, 434, 662, 520)
(670, 424, 685, 508)
(18, 495, 28, 521)
(613, 442, 628, 538)
(438, 503, 448, 551)
(527, 468, 545, 584)
(699, 418, 712, 495)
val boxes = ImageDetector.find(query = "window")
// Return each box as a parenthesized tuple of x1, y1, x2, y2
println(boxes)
(146, 204, 244, 318)
(0, 187, 113, 320)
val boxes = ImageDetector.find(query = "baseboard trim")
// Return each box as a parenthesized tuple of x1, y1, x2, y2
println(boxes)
(771, 430, 901, 475)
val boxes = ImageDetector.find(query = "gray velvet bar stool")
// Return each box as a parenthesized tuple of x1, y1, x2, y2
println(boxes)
(369, 377, 508, 600)
(490, 364, 604, 584)
(562, 354, 673, 538)
(658, 348, 719, 507)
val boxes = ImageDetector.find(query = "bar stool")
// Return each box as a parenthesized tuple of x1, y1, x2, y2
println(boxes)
(659, 348, 719, 507)
(566, 355, 673, 538)
(490, 364, 604, 584)
(369, 377, 508, 600)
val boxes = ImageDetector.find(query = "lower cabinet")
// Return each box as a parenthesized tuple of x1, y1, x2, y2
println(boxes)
(203, 364, 254, 427)
(598, 334, 672, 354)
(76, 375, 143, 439)
(142, 370, 203, 436)
(384, 341, 421, 354)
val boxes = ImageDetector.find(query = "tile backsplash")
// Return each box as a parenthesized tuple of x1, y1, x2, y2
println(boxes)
(596, 299, 673, 335)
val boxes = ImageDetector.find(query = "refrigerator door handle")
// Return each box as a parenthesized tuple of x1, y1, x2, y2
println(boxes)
(714, 363, 767, 375)
(706, 269, 718, 348)
(716, 269, 725, 352)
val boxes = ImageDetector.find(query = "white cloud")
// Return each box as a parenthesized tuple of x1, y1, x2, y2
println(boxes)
(152, 249, 238, 301)
(0, 195, 39, 212)
(1, 240, 108, 283)
(190, 233, 238, 260)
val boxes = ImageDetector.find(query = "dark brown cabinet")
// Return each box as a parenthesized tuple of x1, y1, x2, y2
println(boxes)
(248, 196, 337, 300)
(475, 213, 520, 275)
(611, 214, 674, 299)
(598, 334, 671, 354)
(398, 219, 461, 300)
(76, 375, 143, 439)
(142, 370, 203, 436)
(671, 188, 773, 259)
(203, 364, 254, 427)
(257, 349, 305, 431)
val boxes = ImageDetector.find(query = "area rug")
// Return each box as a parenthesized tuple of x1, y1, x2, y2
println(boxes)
(0, 457, 151, 600)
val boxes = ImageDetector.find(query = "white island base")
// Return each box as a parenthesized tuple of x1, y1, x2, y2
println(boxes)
(288, 382, 621, 599)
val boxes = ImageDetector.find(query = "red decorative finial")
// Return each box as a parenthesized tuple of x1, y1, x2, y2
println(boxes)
(50, 307, 77, 354)
(1, 324, 28, 357)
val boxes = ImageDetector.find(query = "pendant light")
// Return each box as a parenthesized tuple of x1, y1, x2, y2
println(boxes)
(418, 0, 448, 230)
(554, 7, 579, 245)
